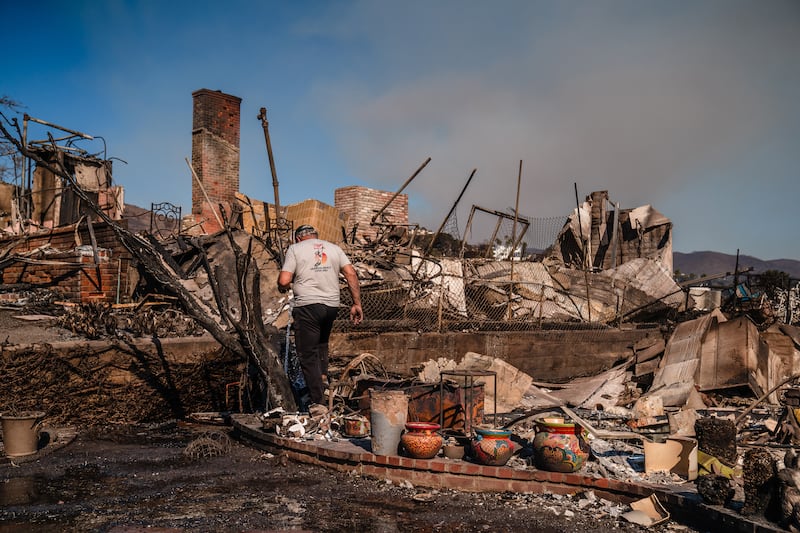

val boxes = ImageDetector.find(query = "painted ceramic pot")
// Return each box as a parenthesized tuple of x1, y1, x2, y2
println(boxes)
(401, 422, 443, 459)
(532, 418, 590, 473)
(470, 428, 514, 466)
(343, 416, 370, 438)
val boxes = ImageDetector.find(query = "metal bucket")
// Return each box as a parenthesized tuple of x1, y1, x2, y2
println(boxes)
(369, 390, 408, 456)
(1, 411, 44, 458)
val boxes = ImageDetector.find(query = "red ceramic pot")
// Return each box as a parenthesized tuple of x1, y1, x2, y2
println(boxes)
(400, 422, 443, 459)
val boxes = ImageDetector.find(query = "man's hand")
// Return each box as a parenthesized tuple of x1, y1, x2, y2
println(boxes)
(350, 304, 363, 325)
(277, 271, 293, 293)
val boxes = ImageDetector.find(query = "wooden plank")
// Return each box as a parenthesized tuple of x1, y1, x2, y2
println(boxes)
(635, 338, 666, 363)
(635, 358, 661, 378)
(634, 336, 662, 351)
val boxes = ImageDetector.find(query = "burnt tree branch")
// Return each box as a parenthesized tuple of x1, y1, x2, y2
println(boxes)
(0, 116, 296, 411)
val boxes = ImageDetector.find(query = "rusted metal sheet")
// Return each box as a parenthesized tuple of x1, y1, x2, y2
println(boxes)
(651, 311, 719, 391)
(697, 316, 749, 392)
(353, 379, 484, 431)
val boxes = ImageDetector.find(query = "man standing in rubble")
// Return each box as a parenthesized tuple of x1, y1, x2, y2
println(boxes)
(278, 224, 363, 414)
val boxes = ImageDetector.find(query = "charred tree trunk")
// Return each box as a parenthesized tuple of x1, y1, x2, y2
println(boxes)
(0, 118, 296, 412)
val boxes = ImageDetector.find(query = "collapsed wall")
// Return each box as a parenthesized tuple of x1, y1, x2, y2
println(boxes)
(548, 191, 673, 274)
(0, 220, 134, 304)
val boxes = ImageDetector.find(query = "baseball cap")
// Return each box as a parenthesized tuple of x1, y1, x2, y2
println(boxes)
(294, 224, 318, 240)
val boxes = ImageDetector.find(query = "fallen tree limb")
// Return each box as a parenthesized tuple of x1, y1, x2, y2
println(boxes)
(0, 116, 296, 412)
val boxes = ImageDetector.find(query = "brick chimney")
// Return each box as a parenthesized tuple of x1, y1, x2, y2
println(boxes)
(190, 89, 242, 233)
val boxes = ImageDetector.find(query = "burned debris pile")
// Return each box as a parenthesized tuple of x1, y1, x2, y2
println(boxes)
(1, 113, 296, 418)
(260, 322, 800, 529)
(4, 104, 800, 530)
(0, 340, 242, 426)
(55, 300, 205, 340)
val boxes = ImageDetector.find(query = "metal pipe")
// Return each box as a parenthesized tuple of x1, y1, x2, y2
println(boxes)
(22, 114, 29, 221)
(507, 161, 522, 320)
(257, 107, 281, 219)
(574, 183, 592, 322)
(425, 168, 476, 257)
(23, 114, 93, 140)
(371, 157, 431, 224)
(459, 205, 477, 259)
(485, 217, 503, 259)
(507, 161, 522, 260)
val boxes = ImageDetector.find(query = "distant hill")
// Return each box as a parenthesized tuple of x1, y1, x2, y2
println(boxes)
(673, 251, 800, 279)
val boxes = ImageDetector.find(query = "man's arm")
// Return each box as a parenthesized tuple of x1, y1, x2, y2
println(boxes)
(278, 246, 296, 293)
(277, 270, 293, 293)
(342, 264, 363, 325)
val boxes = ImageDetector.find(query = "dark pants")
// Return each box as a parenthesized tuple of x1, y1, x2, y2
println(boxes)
(293, 304, 338, 405)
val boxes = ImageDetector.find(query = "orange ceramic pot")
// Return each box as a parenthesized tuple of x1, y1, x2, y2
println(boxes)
(400, 422, 443, 459)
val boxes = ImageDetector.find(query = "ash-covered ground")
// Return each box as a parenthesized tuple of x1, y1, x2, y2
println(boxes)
(0, 422, 699, 533)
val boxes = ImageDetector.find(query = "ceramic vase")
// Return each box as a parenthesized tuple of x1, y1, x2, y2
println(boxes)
(470, 428, 514, 466)
(400, 422, 443, 459)
(442, 443, 465, 460)
(532, 418, 590, 473)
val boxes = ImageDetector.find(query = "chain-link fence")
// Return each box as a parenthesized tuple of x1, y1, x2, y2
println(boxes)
(331, 211, 684, 337)
(338, 265, 667, 333)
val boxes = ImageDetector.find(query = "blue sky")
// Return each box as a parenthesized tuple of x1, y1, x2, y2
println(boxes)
(2, 0, 799, 260)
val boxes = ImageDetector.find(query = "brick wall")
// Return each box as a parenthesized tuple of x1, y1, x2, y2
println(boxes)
(285, 199, 349, 244)
(191, 89, 242, 233)
(0, 221, 134, 303)
(335, 186, 408, 242)
(235, 193, 350, 244)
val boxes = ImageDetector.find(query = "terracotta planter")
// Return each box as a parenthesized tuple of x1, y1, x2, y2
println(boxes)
(470, 428, 514, 466)
(400, 422, 443, 459)
(532, 418, 590, 473)
(442, 443, 465, 460)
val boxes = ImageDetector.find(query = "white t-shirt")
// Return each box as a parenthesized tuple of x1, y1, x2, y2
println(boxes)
(281, 238, 352, 307)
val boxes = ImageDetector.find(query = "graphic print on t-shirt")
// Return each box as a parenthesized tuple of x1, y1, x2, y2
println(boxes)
(312, 243, 328, 270)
